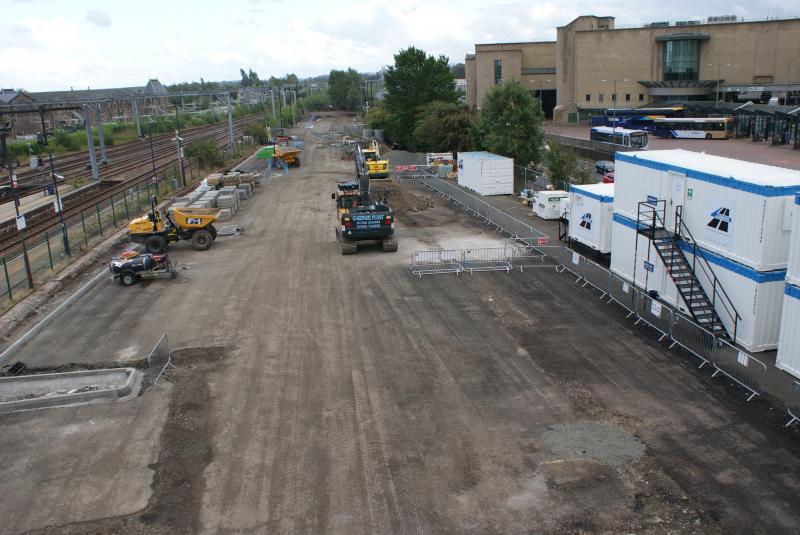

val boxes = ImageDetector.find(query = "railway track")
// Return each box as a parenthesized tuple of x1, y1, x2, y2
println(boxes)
(2, 113, 263, 200)
(0, 115, 261, 256)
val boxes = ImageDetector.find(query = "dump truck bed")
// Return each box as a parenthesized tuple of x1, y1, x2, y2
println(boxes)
(171, 207, 220, 228)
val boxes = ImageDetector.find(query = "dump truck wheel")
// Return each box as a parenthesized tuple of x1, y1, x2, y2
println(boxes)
(191, 229, 213, 251)
(382, 238, 398, 252)
(120, 271, 137, 286)
(341, 241, 357, 255)
(208, 224, 217, 240)
(145, 235, 167, 254)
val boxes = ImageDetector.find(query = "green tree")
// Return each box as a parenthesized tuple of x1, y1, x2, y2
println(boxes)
(544, 142, 593, 187)
(384, 46, 457, 148)
(412, 101, 477, 152)
(450, 63, 465, 78)
(240, 68, 250, 88)
(285, 73, 299, 85)
(248, 69, 260, 86)
(186, 140, 224, 168)
(478, 80, 544, 167)
(328, 68, 362, 111)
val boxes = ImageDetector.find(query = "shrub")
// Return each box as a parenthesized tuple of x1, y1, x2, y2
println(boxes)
(185, 139, 223, 168)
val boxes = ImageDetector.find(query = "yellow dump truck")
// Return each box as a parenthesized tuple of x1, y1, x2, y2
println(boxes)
(361, 140, 389, 179)
(129, 197, 220, 253)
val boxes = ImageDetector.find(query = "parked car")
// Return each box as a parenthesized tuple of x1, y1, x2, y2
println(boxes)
(595, 160, 614, 174)
(602, 171, 615, 183)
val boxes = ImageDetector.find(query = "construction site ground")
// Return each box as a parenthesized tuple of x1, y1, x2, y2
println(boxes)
(0, 112, 799, 534)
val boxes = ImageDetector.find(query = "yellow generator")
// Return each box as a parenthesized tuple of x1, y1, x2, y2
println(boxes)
(361, 140, 389, 179)
(129, 197, 220, 254)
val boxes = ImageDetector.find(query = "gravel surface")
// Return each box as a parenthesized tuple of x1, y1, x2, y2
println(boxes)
(538, 421, 646, 467)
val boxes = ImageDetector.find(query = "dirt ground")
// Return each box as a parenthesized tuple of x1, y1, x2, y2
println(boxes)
(1, 112, 799, 534)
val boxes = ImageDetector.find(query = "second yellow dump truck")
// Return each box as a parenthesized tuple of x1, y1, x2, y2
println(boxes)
(129, 197, 220, 253)
(360, 140, 389, 179)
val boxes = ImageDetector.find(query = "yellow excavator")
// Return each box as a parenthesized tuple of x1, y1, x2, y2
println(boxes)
(360, 140, 389, 179)
(129, 197, 220, 253)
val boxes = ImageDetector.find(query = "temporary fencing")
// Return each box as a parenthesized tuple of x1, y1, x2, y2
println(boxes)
(669, 314, 716, 368)
(711, 340, 767, 402)
(411, 243, 559, 277)
(415, 172, 547, 244)
(787, 381, 800, 427)
(408, 171, 775, 403)
(634, 291, 675, 342)
(147, 334, 173, 386)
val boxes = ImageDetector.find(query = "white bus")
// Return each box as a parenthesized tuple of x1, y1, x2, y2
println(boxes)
(652, 117, 734, 139)
(589, 126, 649, 149)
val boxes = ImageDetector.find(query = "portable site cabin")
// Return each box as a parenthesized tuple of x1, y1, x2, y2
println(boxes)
(777, 195, 800, 378)
(457, 152, 514, 196)
(613, 150, 800, 272)
(533, 190, 569, 220)
(609, 151, 800, 353)
(569, 183, 614, 254)
(777, 283, 800, 380)
(786, 194, 800, 287)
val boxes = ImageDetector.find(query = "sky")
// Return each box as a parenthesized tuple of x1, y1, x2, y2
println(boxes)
(1, 0, 798, 92)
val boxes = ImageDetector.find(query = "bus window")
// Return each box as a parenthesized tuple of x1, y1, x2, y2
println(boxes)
(629, 132, 648, 149)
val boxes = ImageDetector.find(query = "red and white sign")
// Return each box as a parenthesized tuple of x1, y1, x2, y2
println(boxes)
(537, 237, 549, 246)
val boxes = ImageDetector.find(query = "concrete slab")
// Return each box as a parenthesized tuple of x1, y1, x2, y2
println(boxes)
(0, 384, 171, 534)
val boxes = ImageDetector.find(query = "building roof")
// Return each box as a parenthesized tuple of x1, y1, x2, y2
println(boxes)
(28, 79, 168, 103)
(0, 89, 19, 104)
(619, 149, 800, 189)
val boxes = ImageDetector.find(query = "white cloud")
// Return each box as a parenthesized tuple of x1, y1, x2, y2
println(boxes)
(86, 9, 111, 27)
(2, 0, 798, 90)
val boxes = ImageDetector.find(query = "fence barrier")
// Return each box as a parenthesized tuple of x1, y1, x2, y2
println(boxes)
(711, 340, 767, 401)
(560, 247, 585, 281)
(606, 273, 637, 317)
(634, 291, 675, 342)
(581, 259, 611, 299)
(411, 244, 561, 277)
(147, 334, 173, 386)
(787, 381, 800, 427)
(669, 314, 715, 368)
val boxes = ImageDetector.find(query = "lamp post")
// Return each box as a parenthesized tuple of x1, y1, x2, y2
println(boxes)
(0, 120, 34, 289)
(708, 63, 731, 107)
(48, 152, 69, 257)
(148, 123, 157, 180)
(602, 79, 628, 142)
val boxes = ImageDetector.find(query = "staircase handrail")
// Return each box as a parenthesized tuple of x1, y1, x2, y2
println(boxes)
(674, 205, 740, 342)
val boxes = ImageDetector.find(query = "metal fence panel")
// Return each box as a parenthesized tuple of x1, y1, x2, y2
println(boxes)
(711, 339, 767, 401)
(411, 249, 463, 276)
(560, 248, 584, 281)
(787, 381, 800, 427)
(147, 334, 173, 386)
(634, 291, 674, 342)
(509, 245, 563, 270)
(669, 313, 715, 367)
(607, 273, 637, 315)
(581, 259, 610, 298)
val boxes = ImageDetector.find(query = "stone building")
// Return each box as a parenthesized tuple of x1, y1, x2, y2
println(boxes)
(465, 15, 800, 123)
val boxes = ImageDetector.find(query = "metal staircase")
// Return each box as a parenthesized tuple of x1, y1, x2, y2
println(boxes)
(636, 201, 740, 341)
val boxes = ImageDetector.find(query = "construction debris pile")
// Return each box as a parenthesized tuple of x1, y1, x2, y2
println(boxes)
(171, 171, 261, 221)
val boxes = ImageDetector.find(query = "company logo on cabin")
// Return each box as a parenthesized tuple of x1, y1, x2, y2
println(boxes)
(707, 207, 732, 233)
(579, 212, 592, 230)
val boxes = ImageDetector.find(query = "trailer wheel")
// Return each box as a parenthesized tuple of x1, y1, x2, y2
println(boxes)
(191, 229, 214, 251)
(120, 271, 137, 286)
(145, 235, 167, 254)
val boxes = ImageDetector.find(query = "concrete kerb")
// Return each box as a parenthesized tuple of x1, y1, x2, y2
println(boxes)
(0, 268, 109, 367)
